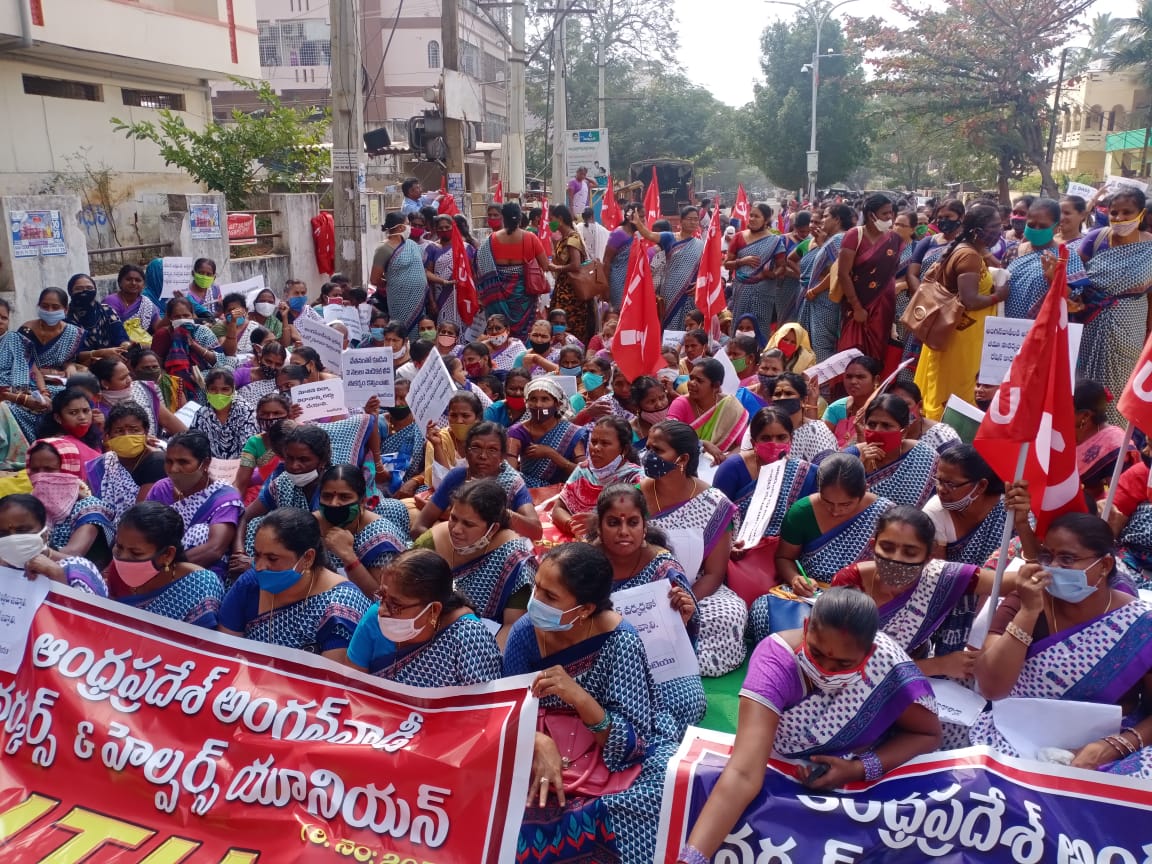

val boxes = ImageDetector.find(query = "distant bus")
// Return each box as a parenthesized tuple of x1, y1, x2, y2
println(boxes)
(629, 159, 694, 219)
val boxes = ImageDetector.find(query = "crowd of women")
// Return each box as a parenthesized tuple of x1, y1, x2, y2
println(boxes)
(2, 184, 1152, 864)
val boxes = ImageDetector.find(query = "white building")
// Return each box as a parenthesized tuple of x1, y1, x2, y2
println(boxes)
(0, 0, 260, 206)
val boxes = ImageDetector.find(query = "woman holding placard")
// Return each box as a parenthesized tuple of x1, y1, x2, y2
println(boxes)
(190, 368, 258, 460)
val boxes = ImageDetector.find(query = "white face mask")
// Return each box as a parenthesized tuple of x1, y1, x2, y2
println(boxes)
(172, 318, 195, 328)
(254, 302, 277, 317)
(376, 603, 432, 643)
(451, 522, 497, 556)
(795, 643, 867, 694)
(102, 386, 135, 403)
(1111, 217, 1142, 237)
(396, 226, 411, 240)
(286, 469, 319, 487)
(0, 532, 46, 568)
(489, 332, 509, 347)
(940, 485, 982, 512)
(589, 453, 623, 480)
(873, 218, 894, 232)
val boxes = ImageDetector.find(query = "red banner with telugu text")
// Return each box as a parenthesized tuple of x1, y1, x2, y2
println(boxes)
(0, 587, 535, 863)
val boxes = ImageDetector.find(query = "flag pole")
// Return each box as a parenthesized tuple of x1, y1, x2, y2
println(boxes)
(980, 442, 1030, 647)
(1100, 419, 1134, 521)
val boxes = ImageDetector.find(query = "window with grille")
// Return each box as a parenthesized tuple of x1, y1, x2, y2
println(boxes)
(258, 17, 330, 68)
(484, 113, 507, 141)
(22, 75, 101, 102)
(122, 89, 186, 110)
(461, 42, 480, 78)
(428, 40, 441, 69)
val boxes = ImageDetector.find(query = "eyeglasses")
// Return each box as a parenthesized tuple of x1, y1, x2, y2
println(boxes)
(467, 445, 502, 458)
(374, 591, 425, 616)
(933, 477, 974, 493)
(1036, 549, 1102, 569)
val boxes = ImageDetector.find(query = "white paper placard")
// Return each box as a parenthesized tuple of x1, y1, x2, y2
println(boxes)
(714, 345, 741, 395)
(664, 527, 704, 584)
(217, 275, 265, 303)
(290, 379, 347, 422)
(160, 257, 194, 299)
(979, 316, 1082, 392)
(930, 678, 987, 728)
(806, 348, 864, 385)
(341, 347, 395, 410)
(554, 375, 578, 398)
(324, 303, 364, 343)
(993, 697, 1120, 760)
(1105, 174, 1148, 194)
(295, 312, 346, 376)
(735, 459, 787, 548)
(1065, 181, 1097, 199)
(612, 579, 699, 684)
(174, 400, 201, 428)
(0, 568, 50, 673)
(662, 330, 686, 348)
(207, 458, 241, 487)
(408, 353, 456, 433)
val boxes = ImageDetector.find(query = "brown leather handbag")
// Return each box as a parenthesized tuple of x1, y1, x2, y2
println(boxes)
(570, 259, 609, 301)
(900, 260, 967, 350)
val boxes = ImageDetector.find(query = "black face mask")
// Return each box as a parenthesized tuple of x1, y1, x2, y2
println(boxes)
(935, 217, 961, 235)
(758, 374, 777, 394)
(774, 397, 803, 417)
(530, 339, 551, 353)
(1010, 217, 1027, 234)
(320, 502, 358, 527)
(259, 365, 278, 380)
(136, 368, 162, 383)
(975, 398, 992, 412)
(385, 405, 412, 420)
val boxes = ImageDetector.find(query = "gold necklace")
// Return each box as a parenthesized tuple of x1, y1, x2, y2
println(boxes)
(1050, 585, 1112, 634)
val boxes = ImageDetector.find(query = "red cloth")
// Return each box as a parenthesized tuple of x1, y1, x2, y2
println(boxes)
(492, 232, 547, 261)
(1112, 461, 1150, 518)
(451, 221, 479, 325)
(311, 211, 335, 276)
(695, 195, 726, 322)
(601, 175, 622, 230)
(611, 233, 663, 380)
(643, 167, 661, 225)
(732, 185, 750, 230)
(1117, 333, 1152, 434)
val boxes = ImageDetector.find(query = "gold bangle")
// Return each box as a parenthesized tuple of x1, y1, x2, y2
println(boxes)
(1005, 622, 1033, 647)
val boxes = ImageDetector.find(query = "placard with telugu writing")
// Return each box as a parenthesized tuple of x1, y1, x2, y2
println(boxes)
(294, 312, 345, 375)
(612, 579, 698, 685)
(979, 316, 1081, 390)
(341, 347, 395, 410)
(408, 354, 456, 432)
(290, 379, 346, 422)
(160, 257, 194, 299)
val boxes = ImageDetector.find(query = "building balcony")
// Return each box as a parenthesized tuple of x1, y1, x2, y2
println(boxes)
(1107, 129, 1152, 152)
(1057, 130, 1108, 151)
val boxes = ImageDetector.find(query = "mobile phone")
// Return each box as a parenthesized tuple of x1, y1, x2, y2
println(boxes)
(802, 762, 830, 788)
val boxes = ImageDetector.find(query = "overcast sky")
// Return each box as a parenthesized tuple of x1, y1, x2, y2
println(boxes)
(674, 0, 1134, 107)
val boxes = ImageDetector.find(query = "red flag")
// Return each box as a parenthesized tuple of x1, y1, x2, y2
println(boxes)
(777, 212, 787, 233)
(611, 234, 663, 380)
(494, 179, 504, 204)
(732, 185, 750, 231)
(974, 245, 1085, 536)
(602, 175, 623, 230)
(538, 198, 549, 232)
(695, 194, 726, 322)
(1117, 333, 1152, 433)
(438, 176, 460, 216)
(643, 167, 661, 226)
(450, 221, 478, 326)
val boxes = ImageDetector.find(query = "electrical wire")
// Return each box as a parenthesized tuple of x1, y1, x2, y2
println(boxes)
(365, 0, 405, 108)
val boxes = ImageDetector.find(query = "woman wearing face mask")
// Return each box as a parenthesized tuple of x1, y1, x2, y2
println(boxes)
(128, 348, 184, 414)
(369, 212, 432, 340)
(546, 307, 583, 352)
(506, 542, 672, 864)
(833, 193, 902, 360)
(210, 292, 257, 359)
(1004, 198, 1064, 320)
(185, 257, 221, 319)
(677, 589, 940, 864)
(475, 202, 553, 343)
(108, 501, 225, 627)
(516, 319, 561, 379)
(434, 321, 462, 357)
(236, 340, 287, 405)
(507, 377, 586, 488)
(27, 437, 113, 560)
(765, 322, 816, 376)
(543, 204, 593, 343)
(845, 395, 939, 508)
(913, 204, 1011, 420)
(423, 214, 475, 329)
(642, 420, 745, 677)
(724, 333, 761, 391)
(246, 288, 283, 340)
(410, 422, 541, 540)
(797, 204, 856, 361)
(314, 464, 408, 597)
(89, 357, 184, 439)
(459, 340, 494, 384)
(484, 368, 530, 428)
(424, 390, 482, 490)
(276, 279, 311, 340)
(151, 296, 223, 404)
(33, 386, 104, 473)
(480, 314, 526, 373)
(553, 417, 642, 538)
(590, 484, 703, 736)
(0, 493, 106, 593)
(570, 355, 613, 423)
(764, 372, 834, 463)
(104, 264, 161, 337)
(668, 358, 749, 467)
(417, 479, 534, 644)
(905, 199, 966, 295)
(888, 380, 959, 454)
(219, 507, 370, 661)
(67, 273, 130, 366)
(17, 287, 84, 386)
(144, 431, 241, 580)
(189, 368, 258, 460)
(1000, 195, 1034, 266)
(86, 402, 167, 523)
(235, 397, 293, 505)
(585, 311, 619, 359)
(1076, 189, 1152, 423)
(344, 548, 501, 684)
(971, 514, 1152, 777)
(630, 375, 669, 450)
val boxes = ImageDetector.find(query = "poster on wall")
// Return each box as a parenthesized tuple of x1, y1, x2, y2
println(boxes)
(564, 129, 611, 183)
(9, 210, 65, 258)
(189, 203, 222, 240)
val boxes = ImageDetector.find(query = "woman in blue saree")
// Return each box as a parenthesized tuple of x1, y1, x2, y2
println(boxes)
(507, 377, 586, 488)
(370, 212, 432, 339)
(424, 213, 475, 329)
(1004, 197, 1063, 320)
(974, 514, 1152, 778)
(797, 205, 854, 361)
(476, 202, 552, 342)
(632, 206, 705, 330)
(17, 287, 84, 382)
(676, 589, 940, 864)
(603, 204, 642, 310)
(726, 203, 786, 327)
(506, 543, 671, 864)
(845, 395, 939, 508)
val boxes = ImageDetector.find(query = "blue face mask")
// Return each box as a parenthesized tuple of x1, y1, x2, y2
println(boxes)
(526, 592, 581, 632)
(370, 327, 385, 341)
(552, 324, 566, 335)
(642, 448, 680, 479)
(582, 372, 605, 391)
(559, 366, 582, 377)
(38, 308, 66, 325)
(288, 296, 308, 313)
(1044, 560, 1103, 604)
(254, 557, 304, 594)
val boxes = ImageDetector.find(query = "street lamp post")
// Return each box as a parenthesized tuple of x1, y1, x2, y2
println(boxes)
(768, 0, 861, 202)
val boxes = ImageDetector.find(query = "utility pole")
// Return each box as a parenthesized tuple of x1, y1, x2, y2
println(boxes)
(597, 36, 606, 129)
(330, 0, 364, 283)
(550, 0, 569, 206)
(442, 0, 467, 188)
(1044, 48, 1070, 197)
(506, 0, 527, 198)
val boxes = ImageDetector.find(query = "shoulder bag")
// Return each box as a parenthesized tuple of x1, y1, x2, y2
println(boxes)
(523, 234, 551, 296)
(899, 252, 969, 351)
(570, 258, 609, 301)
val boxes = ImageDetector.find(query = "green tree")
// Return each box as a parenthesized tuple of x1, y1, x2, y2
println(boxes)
(112, 79, 330, 209)
(1068, 12, 1124, 77)
(853, 0, 1094, 201)
(743, 16, 871, 190)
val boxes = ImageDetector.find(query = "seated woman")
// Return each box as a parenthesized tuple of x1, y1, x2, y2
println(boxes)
(128, 348, 185, 414)
(923, 444, 1039, 566)
(18, 287, 84, 384)
(0, 493, 106, 594)
(890, 380, 960, 454)
(461, 340, 495, 386)
(517, 319, 562, 379)
(145, 431, 242, 581)
(972, 514, 1152, 778)
(236, 340, 287, 405)
(107, 502, 225, 627)
(765, 322, 817, 374)
(86, 401, 168, 523)
(416, 479, 534, 645)
(433, 320, 462, 358)
(35, 386, 104, 476)
(66, 272, 130, 367)
(235, 396, 292, 505)
(1076, 380, 1139, 503)
(345, 549, 502, 684)
(485, 368, 530, 428)
(678, 328, 711, 376)
(629, 375, 669, 451)
(507, 377, 586, 489)
(425, 391, 483, 491)
(675, 589, 941, 863)
(572, 355, 615, 422)
(643, 420, 745, 678)
(482, 313, 527, 374)
(246, 286, 283, 341)
(553, 417, 643, 539)
(219, 507, 371, 661)
(190, 368, 258, 460)
(27, 437, 113, 562)
(103, 264, 161, 337)
(846, 394, 940, 508)
(210, 292, 261, 358)
(506, 543, 671, 864)
(593, 483, 704, 737)
(89, 357, 184, 439)
(379, 379, 427, 498)
(822, 354, 882, 447)
(724, 333, 761, 390)
(668, 358, 749, 467)
(151, 296, 223, 403)
(410, 422, 541, 540)
(765, 372, 836, 464)
(314, 465, 408, 597)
